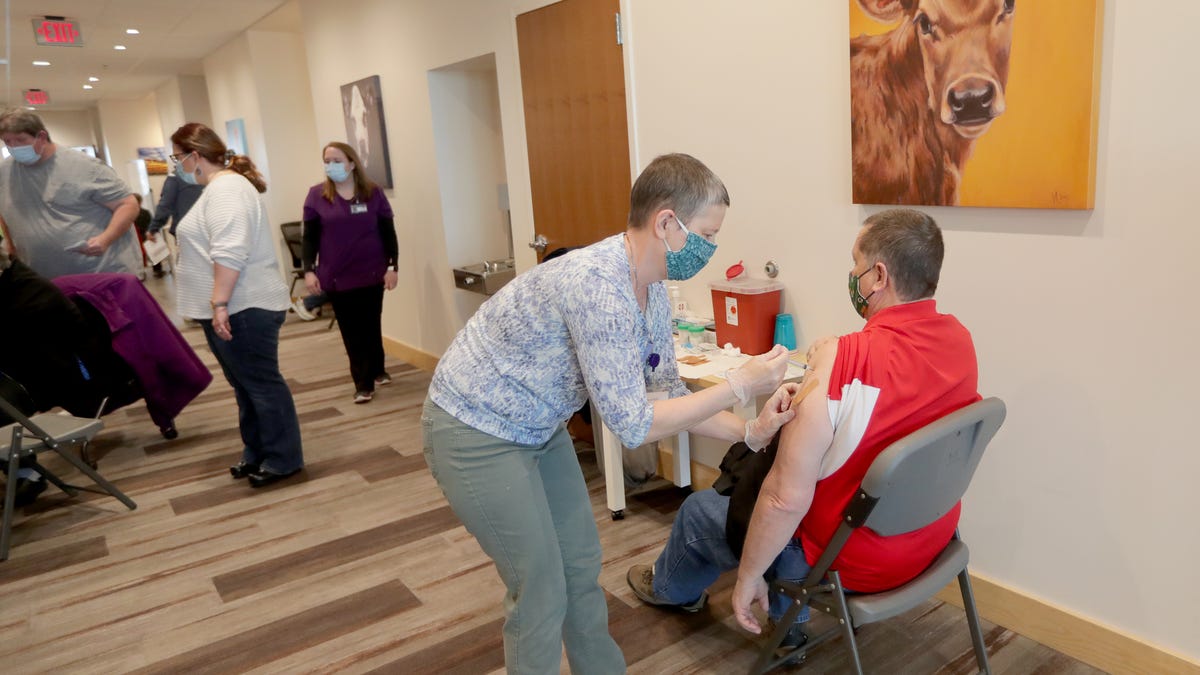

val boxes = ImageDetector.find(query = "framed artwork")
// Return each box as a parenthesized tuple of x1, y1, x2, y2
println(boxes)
(849, 0, 1103, 209)
(225, 118, 247, 156)
(340, 75, 393, 189)
(137, 147, 168, 175)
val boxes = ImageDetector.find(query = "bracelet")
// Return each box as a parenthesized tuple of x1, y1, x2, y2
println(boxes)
(210, 300, 229, 309)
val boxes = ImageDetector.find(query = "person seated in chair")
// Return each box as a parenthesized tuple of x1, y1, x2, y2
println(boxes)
(627, 209, 981, 651)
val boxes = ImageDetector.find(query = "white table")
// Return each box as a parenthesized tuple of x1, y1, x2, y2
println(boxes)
(595, 347, 806, 519)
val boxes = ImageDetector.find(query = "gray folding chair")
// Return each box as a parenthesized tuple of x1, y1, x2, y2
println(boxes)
(1, 373, 137, 561)
(751, 397, 1006, 675)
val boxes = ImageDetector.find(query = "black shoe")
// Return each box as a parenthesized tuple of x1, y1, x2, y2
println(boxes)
(770, 620, 809, 665)
(626, 563, 707, 612)
(229, 462, 260, 479)
(247, 467, 301, 488)
(161, 424, 178, 440)
(13, 477, 48, 507)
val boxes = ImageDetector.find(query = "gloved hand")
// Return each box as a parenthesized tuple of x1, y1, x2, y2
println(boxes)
(744, 382, 802, 450)
(726, 344, 790, 407)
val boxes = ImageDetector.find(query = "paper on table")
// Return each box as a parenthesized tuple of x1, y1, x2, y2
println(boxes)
(142, 236, 170, 265)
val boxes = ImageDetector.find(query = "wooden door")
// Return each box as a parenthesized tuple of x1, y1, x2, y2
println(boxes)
(517, 0, 631, 260)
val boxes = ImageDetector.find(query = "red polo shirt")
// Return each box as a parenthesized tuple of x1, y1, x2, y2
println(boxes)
(797, 299, 980, 592)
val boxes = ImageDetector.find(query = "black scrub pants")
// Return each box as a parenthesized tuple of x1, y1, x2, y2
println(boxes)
(327, 283, 386, 394)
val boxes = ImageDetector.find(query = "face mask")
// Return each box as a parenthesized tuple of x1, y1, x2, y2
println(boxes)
(9, 143, 40, 165)
(174, 153, 199, 186)
(848, 266, 876, 318)
(324, 161, 349, 183)
(665, 217, 717, 281)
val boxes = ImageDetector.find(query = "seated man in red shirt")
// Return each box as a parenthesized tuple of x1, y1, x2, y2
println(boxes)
(627, 208, 980, 648)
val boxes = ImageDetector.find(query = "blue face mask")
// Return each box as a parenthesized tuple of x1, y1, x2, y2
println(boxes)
(9, 143, 41, 165)
(665, 216, 717, 281)
(324, 161, 349, 183)
(174, 152, 199, 185)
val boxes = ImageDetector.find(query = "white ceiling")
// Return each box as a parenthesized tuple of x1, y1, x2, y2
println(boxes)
(0, 0, 296, 110)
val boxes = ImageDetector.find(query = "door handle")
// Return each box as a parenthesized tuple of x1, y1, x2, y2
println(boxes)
(529, 234, 548, 253)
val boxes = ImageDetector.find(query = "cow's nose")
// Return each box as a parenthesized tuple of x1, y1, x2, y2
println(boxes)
(947, 79, 997, 124)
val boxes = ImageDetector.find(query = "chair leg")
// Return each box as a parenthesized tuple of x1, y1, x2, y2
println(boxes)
(2, 428, 24, 560)
(826, 571, 865, 675)
(29, 462, 78, 497)
(48, 444, 136, 511)
(749, 592, 810, 675)
(958, 569, 992, 675)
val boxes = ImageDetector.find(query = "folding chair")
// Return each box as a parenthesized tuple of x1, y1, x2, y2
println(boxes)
(280, 221, 305, 298)
(0, 373, 137, 561)
(751, 397, 1006, 675)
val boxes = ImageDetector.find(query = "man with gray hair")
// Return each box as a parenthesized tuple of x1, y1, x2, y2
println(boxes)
(627, 209, 981, 654)
(0, 109, 141, 278)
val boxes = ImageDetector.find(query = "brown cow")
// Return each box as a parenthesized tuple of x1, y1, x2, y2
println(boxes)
(851, 0, 1015, 205)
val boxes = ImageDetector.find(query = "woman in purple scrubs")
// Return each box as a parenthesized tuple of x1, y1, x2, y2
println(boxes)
(300, 142, 398, 403)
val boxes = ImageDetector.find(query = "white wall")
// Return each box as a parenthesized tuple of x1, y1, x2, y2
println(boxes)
(429, 55, 510, 328)
(298, 0, 557, 355)
(623, 0, 1200, 662)
(96, 94, 167, 197)
(203, 29, 321, 280)
(291, 0, 1197, 661)
(38, 109, 100, 150)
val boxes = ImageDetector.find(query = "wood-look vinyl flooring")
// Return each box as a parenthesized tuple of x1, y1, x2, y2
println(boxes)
(0, 277, 1105, 674)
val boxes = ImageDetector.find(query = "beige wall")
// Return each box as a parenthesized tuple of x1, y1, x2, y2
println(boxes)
(622, 0, 1199, 661)
(288, 0, 1198, 661)
(38, 109, 101, 150)
(96, 94, 168, 198)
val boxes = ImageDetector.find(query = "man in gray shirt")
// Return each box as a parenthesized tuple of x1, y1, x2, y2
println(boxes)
(0, 110, 141, 279)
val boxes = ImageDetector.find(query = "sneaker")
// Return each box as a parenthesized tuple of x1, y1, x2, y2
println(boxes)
(374, 373, 392, 386)
(626, 563, 707, 612)
(292, 299, 318, 321)
(353, 390, 374, 404)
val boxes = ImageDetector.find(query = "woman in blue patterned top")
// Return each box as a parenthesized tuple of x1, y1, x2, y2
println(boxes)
(423, 154, 798, 674)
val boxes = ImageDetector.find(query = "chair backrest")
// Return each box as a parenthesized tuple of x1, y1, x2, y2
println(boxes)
(280, 221, 303, 268)
(858, 397, 1006, 537)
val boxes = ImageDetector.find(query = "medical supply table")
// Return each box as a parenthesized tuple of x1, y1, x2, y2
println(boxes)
(593, 346, 807, 519)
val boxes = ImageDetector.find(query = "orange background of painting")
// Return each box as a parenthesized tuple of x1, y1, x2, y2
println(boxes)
(849, 0, 1103, 209)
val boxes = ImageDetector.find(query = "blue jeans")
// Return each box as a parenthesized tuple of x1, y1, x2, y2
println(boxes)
(653, 489, 812, 624)
(421, 398, 625, 675)
(201, 308, 303, 474)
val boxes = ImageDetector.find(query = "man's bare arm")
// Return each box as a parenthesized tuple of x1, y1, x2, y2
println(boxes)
(85, 195, 139, 255)
(730, 337, 838, 633)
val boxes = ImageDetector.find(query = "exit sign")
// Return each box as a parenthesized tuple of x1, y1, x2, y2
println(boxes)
(23, 89, 50, 106)
(32, 17, 84, 47)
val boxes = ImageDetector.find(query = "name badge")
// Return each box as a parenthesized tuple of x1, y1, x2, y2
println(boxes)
(349, 203, 368, 214)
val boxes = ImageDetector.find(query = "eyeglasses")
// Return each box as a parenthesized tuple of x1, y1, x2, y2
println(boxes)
(168, 152, 192, 163)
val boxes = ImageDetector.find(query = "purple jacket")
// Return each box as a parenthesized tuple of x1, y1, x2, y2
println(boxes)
(53, 273, 212, 429)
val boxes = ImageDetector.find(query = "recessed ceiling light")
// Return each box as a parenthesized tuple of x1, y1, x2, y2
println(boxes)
(126, 28, 140, 35)
(83, 84, 93, 90)
(32, 60, 51, 66)
(114, 45, 126, 51)
(88, 76, 99, 82)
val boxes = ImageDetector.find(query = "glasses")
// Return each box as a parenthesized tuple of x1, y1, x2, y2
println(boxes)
(168, 151, 192, 163)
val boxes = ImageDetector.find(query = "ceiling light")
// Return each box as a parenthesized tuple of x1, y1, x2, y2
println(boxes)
(126, 28, 140, 35)
(114, 45, 126, 51)
(88, 76, 99, 82)
(83, 84, 93, 90)
(33, 60, 51, 66)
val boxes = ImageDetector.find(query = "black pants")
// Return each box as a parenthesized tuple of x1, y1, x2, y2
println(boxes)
(328, 284, 386, 393)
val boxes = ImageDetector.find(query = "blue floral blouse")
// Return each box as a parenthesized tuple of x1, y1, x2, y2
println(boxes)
(429, 234, 689, 447)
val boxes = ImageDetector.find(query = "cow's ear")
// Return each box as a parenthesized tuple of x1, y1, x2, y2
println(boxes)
(855, 0, 911, 23)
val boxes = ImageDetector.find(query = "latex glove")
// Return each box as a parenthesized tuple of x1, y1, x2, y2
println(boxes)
(726, 344, 790, 406)
(744, 382, 802, 451)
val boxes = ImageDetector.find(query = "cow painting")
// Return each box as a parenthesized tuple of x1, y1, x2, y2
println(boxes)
(851, 0, 1015, 206)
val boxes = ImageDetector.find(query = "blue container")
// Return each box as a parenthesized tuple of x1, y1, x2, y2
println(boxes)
(774, 313, 796, 351)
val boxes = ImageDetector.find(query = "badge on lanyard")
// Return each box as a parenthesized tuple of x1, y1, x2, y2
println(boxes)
(350, 202, 368, 215)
